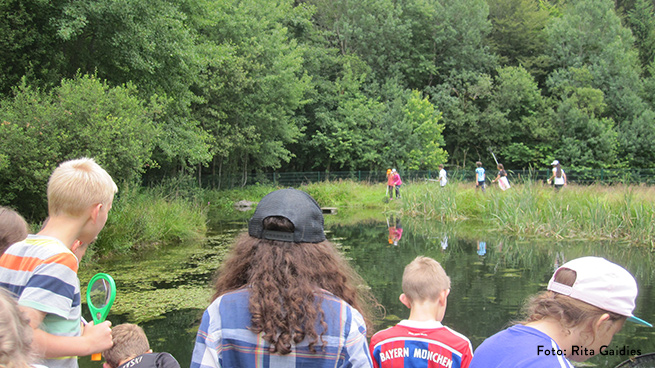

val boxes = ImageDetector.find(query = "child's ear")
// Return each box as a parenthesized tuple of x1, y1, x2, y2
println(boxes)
(103, 363, 113, 368)
(439, 289, 450, 305)
(90, 203, 103, 222)
(399, 293, 412, 309)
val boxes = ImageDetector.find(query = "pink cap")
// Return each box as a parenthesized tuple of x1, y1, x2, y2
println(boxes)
(547, 256, 651, 327)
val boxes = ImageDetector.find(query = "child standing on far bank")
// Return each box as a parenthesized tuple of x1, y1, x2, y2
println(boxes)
(547, 160, 567, 191)
(475, 161, 486, 192)
(491, 164, 510, 191)
(387, 169, 395, 199)
(370, 256, 473, 368)
(0, 157, 116, 368)
(438, 164, 447, 187)
(391, 169, 402, 199)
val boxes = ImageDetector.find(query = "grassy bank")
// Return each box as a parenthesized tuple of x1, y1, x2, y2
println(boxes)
(203, 181, 394, 225)
(94, 184, 208, 256)
(95, 179, 655, 255)
(204, 179, 655, 246)
(403, 181, 655, 246)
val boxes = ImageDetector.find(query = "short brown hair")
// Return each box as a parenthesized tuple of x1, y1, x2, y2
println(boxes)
(0, 206, 28, 255)
(103, 324, 150, 368)
(402, 256, 451, 303)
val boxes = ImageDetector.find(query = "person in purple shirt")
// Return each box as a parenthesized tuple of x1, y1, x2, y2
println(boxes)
(470, 257, 652, 368)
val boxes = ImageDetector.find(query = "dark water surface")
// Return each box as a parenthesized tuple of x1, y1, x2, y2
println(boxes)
(79, 215, 655, 368)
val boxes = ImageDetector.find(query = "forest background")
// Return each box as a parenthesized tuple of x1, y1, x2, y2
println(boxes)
(2, 0, 655, 221)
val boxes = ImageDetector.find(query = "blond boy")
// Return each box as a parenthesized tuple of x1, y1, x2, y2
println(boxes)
(0, 157, 117, 368)
(103, 323, 179, 368)
(369, 256, 473, 368)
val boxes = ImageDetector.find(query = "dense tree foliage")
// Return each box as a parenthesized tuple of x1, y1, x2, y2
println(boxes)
(0, 75, 157, 218)
(2, 0, 655, 217)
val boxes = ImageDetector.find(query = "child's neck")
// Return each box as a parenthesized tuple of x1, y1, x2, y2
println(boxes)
(37, 215, 85, 249)
(407, 302, 444, 322)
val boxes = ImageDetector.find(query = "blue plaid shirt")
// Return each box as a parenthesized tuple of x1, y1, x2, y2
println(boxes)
(191, 288, 373, 368)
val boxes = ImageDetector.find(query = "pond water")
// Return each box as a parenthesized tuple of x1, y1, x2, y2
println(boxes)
(78, 214, 655, 368)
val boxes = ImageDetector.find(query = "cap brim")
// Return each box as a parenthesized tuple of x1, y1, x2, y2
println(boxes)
(628, 316, 653, 327)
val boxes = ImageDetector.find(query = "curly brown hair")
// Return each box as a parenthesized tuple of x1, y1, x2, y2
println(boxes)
(211, 216, 377, 355)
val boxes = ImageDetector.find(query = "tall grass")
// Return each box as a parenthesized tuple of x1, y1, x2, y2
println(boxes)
(94, 178, 654, 255)
(402, 181, 655, 246)
(202, 179, 655, 246)
(95, 184, 208, 255)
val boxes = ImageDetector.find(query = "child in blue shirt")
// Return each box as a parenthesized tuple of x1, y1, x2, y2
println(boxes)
(475, 162, 486, 192)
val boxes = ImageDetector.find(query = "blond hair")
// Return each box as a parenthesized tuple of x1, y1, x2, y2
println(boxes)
(0, 289, 35, 368)
(402, 256, 451, 303)
(0, 206, 28, 254)
(47, 158, 118, 217)
(103, 323, 150, 368)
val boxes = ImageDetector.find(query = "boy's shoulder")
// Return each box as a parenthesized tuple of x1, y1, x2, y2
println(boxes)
(1, 235, 76, 268)
(372, 320, 471, 345)
(118, 352, 180, 368)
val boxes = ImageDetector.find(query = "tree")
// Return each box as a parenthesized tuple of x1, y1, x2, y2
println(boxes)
(547, 67, 618, 168)
(56, 0, 211, 170)
(190, 0, 311, 184)
(309, 62, 385, 171)
(403, 90, 448, 170)
(0, 74, 158, 219)
(429, 70, 494, 168)
(545, 0, 654, 168)
(626, 0, 655, 76)
(303, 0, 495, 89)
(486, 0, 552, 84)
(486, 66, 553, 168)
(0, 0, 67, 96)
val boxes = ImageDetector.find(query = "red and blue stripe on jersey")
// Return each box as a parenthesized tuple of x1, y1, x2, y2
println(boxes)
(370, 320, 473, 368)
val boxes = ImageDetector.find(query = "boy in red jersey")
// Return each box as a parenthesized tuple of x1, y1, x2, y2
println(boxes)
(370, 256, 473, 368)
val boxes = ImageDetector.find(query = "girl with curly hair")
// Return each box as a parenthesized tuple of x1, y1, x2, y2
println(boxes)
(191, 188, 377, 368)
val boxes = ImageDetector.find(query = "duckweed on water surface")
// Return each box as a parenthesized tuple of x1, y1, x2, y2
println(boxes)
(79, 233, 235, 323)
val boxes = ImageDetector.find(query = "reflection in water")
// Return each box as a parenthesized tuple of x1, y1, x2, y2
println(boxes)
(79, 217, 655, 368)
(333, 217, 655, 368)
(476, 240, 486, 256)
(386, 215, 403, 246)
(441, 235, 448, 251)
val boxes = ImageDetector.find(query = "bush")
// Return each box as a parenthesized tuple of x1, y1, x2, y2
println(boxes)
(94, 185, 207, 255)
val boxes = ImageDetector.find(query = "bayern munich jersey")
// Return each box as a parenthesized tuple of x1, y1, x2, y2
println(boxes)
(370, 320, 473, 368)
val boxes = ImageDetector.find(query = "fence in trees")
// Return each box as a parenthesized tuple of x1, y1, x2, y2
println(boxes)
(170, 168, 655, 190)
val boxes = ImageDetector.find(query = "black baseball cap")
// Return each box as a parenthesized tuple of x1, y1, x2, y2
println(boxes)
(248, 188, 326, 243)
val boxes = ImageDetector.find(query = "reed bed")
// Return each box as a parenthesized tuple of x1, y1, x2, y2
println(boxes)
(402, 181, 655, 246)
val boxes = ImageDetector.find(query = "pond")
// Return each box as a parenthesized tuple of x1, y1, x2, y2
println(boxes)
(78, 214, 655, 368)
